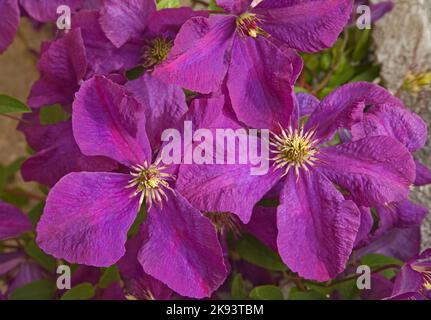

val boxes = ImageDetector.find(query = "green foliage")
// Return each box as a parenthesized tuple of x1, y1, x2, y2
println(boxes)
(126, 66, 145, 80)
(10, 280, 56, 300)
(360, 253, 403, 278)
(157, 0, 180, 9)
(128, 205, 147, 237)
(0, 95, 31, 114)
(231, 234, 287, 271)
(289, 287, 327, 300)
(99, 265, 121, 289)
(25, 240, 56, 273)
(250, 285, 284, 300)
(28, 201, 45, 227)
(61, 283, 96, 300)
(39, 104, 70, 125)
(231, 273, 248, 299)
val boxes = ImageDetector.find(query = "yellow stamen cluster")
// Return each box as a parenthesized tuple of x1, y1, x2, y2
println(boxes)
(271, 126, 319, 177)
(411, 259, 431, 291)
(236, 13, 268, 39)
(143, 37, 173, 69)
(127, 160, 174, 209)
(204, 212, 241, 238)
(402, 71, 431, 93)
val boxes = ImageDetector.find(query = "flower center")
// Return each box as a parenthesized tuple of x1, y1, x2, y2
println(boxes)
(143, 37, 173, 68)
(127, 160, 174, 209)
(271, 126, 319, 177)
(236, 13, 268, 39)
(411, 259, 431, 291)
(204, 211, 241, 237)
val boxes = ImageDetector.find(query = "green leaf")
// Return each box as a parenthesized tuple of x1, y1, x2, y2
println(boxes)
(126, 66, 145, 80)
(209, 0, 224, 11)
(289, 287, 327, 300)
(10, 280, 56, 300)
(128, 205, 147, 237)
(99, 265, 120, 289)
(0, 158, 25, 196)
(231, 273, 248, 300)
(360, 253, 403, 278)
(157, 0, 180, 9)
(352, 29, 371, 62)
(0, 95, 31, 114)
(250, 285, 283, 300)
(28, 201, 45, 227)
(61, 283, 96, 300)
(39, 104, 70, 125)
(25, 240, 56, 273)
(232, 234, 287, 271)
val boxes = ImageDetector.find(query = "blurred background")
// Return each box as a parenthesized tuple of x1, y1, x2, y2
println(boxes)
(0, 0, 430, 247)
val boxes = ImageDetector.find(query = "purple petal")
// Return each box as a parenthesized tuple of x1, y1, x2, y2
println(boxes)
(0, 252, 25, 276)
(138, 193, 227, 298)
(319, 136, 415, 207)
(296, 92, 320, 118)
(73, 76, 152, 166)
(36, 172, 140, 266)
(226, 36, 301, 129)
(20, 0, 83, 22)
(243, 206, 277, 251)
(253, 0, 352, 52)
(177, 162, 282, 224)
(277, 171, 360, 281)
(28, 28, 87, 108)
(353, 206, 373, 248)
(125, 74, 187, 150)
(357, 227, 421, 262)
(0, 0, 19, 54)
(216, 0, 251, 14)
(415, 160, 431, 187)
(118, 231, 172, 300)
(374, 200, 428, 238)
(154, 15, 236, 94)
(351, 103, 427, 152)
(0, 201, 32, 241)
(307, 82, 403, 143)
(21, 120, 117, 187)
(147, 7, 209, 38)
(7, 262, 44, 295)
(361, 274, 394, 300)
(73, 10, 142, 75)
(99, 0, 156, 48)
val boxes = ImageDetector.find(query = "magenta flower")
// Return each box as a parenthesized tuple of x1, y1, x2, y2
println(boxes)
(154, 0, 353, 128)
(36, 76, 227, 298)
(177, 83, 416, 281)
(0, 201, 32, 241)
(19, 115, 117, 187)
(0, 0, 84, 54)
(388, 249, 431, 300)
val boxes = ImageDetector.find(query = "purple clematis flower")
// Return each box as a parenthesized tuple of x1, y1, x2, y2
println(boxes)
(36, 76, 227, 298)
(177, 83, 416, 281)
(0, 0, 85, 54)
(155, 0, 353, 128)
(388, 249, 431, 300)
(0, 201, 32, 241)
(19, 114, 118, 187)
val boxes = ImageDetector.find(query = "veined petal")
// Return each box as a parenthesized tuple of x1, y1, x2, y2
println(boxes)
(21, 0, 83, 22)
(99, 0, 156, 48)
(415, 160, 431, 186)
(277, 171, 360, 281)
(0, 0, 19, 54)
(125, 74, 188, 150)
(307, 82, 403, 143)
(36, 172, 140, 266)
(216, 0, 252, 14)
(226, 36, 300, 129)
(319, 136, 415, 207)
(138, 193, 227, 298)
(154, 15, 236, 94)
(0, 201, 32, 241)
(73, 76, 152, 166)
(253, 0, 353, 52)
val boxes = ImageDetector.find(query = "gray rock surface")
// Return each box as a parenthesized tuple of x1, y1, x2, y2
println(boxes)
(373, 0, 431, 249)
